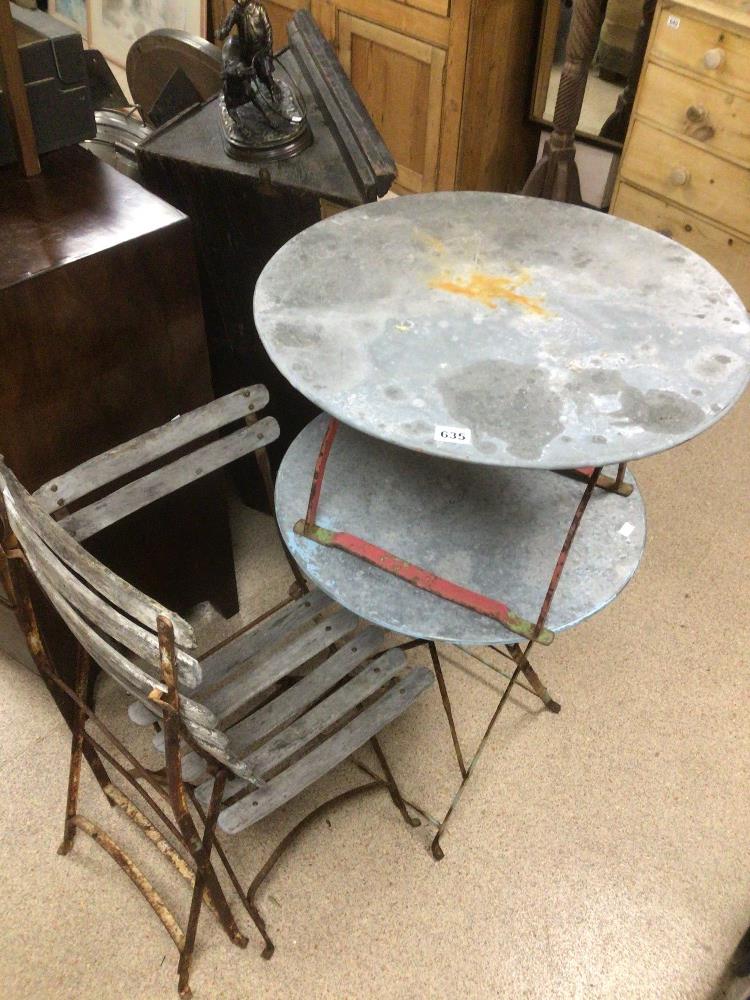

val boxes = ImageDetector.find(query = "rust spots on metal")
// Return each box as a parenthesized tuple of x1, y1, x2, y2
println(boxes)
(70, 813, 187, 951)
(429, 268, 550, 316)
(306, 417, 339, 527)
(104, 782, 221, 920)
(558, 464, 634, 496)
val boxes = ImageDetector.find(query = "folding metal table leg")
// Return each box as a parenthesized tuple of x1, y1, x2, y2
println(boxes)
(370, 736, 421, 827)
(428, 642, 467, 778)
(431, 660, 524, 860)
(429, 466, 602, 859)
(506, 643, 561, 714)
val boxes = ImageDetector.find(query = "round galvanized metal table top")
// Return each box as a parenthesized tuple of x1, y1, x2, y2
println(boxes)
(255, 192, 750, 469)
(275, 415, 647, 646)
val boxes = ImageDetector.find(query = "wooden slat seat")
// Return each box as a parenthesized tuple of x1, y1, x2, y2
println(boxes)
(195, 647, 432, 832)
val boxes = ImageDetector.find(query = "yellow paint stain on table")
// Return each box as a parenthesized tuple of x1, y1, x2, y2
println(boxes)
(430, 268, 550, 316)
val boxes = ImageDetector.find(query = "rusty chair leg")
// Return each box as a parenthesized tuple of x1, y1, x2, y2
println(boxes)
(177, 771, 228, 999)
(370, 736, 420, 828)
(58, 644, 92, 856)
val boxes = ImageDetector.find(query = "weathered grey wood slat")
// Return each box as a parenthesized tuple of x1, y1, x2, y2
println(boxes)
(159, 627, 384, 779)
(34, 385, 269, 512)
(183, 718, 230, 752)
(246, 648, 406, 775)
(181, 626, 389, 786)
(9, 508, 202, 687)
(217, 665, 434, 833)
(197, 741, 264, 785)
(205, 608, 360, 725)
(195, 646, 405, 807)
(197, 588, 332, 693)
(61, 417, 280, 542)
(0, 474, 195, 648)
(17, 537, 219, 730)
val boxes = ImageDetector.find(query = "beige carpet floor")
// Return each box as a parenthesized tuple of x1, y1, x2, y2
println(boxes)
(0, 390, 748, 1000)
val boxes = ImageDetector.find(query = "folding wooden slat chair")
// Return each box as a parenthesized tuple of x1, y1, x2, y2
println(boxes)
(0, 386, 433, 998)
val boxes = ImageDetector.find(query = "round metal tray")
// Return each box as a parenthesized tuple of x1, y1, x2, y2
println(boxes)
(276, 415, 647, 646)
(126, 29, 222, 117)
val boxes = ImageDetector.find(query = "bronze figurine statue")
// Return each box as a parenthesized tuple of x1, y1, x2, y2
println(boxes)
(217, 0, 311, 160)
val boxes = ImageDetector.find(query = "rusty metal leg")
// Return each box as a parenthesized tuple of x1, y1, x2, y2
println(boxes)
(3, 547, 113, 796)
(157, 618, 248, 954)
(614, 462, 627, 491)
(431, 662, 524, 861)
(104, 782, 221, 922)
(177, 772, 227, 999)
(187, 785, 276, 958)
(58, 645, 91, 856)
(0, 530, 14, 609)
(506, 644, 561, 714)
(431, 467, 602, 860)
(370, 737, 420, 828)
(248, 412, 308, 597)
(71, 814, 186, 951)
(428, 641, 467, 779)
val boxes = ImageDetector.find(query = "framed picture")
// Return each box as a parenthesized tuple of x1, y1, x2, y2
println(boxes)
(48, 0, 89, 40)
(89, 0, 206, 68)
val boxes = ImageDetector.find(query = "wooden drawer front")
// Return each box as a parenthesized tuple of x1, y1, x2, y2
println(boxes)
(338, 12, 445, 192)
(620, 119, 750, 236)
(638, 61, 750, 166)
(612, 182, 750, 304)
(651, 7, 750, 94)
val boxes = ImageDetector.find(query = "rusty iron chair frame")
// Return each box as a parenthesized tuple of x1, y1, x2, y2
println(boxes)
(0, 390, 432, 998)
(294, 415, 632, 859)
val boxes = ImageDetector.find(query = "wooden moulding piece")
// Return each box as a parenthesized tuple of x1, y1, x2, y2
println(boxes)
(288, 10, 397, 199)
(0, 0, 41, 176)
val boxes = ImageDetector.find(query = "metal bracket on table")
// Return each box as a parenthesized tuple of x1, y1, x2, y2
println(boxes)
(559, 463, 632, 497)
(293, 416, 554, 646)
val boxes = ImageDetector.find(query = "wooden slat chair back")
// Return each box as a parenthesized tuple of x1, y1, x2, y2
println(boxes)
(0, 387, 433, 998)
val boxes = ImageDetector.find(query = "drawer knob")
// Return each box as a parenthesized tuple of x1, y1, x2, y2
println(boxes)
(703, 47, 725, 70)
(686, 104, 707, 123)
(669, 166, 691, 187)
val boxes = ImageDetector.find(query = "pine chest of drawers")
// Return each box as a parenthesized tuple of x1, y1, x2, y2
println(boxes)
(610, 0, 750, 306)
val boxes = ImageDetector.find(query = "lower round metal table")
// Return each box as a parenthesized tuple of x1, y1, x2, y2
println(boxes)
(276, 415, 646, 647)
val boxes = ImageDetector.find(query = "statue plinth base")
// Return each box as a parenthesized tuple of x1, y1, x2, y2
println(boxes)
(219, 77, 312, 161)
